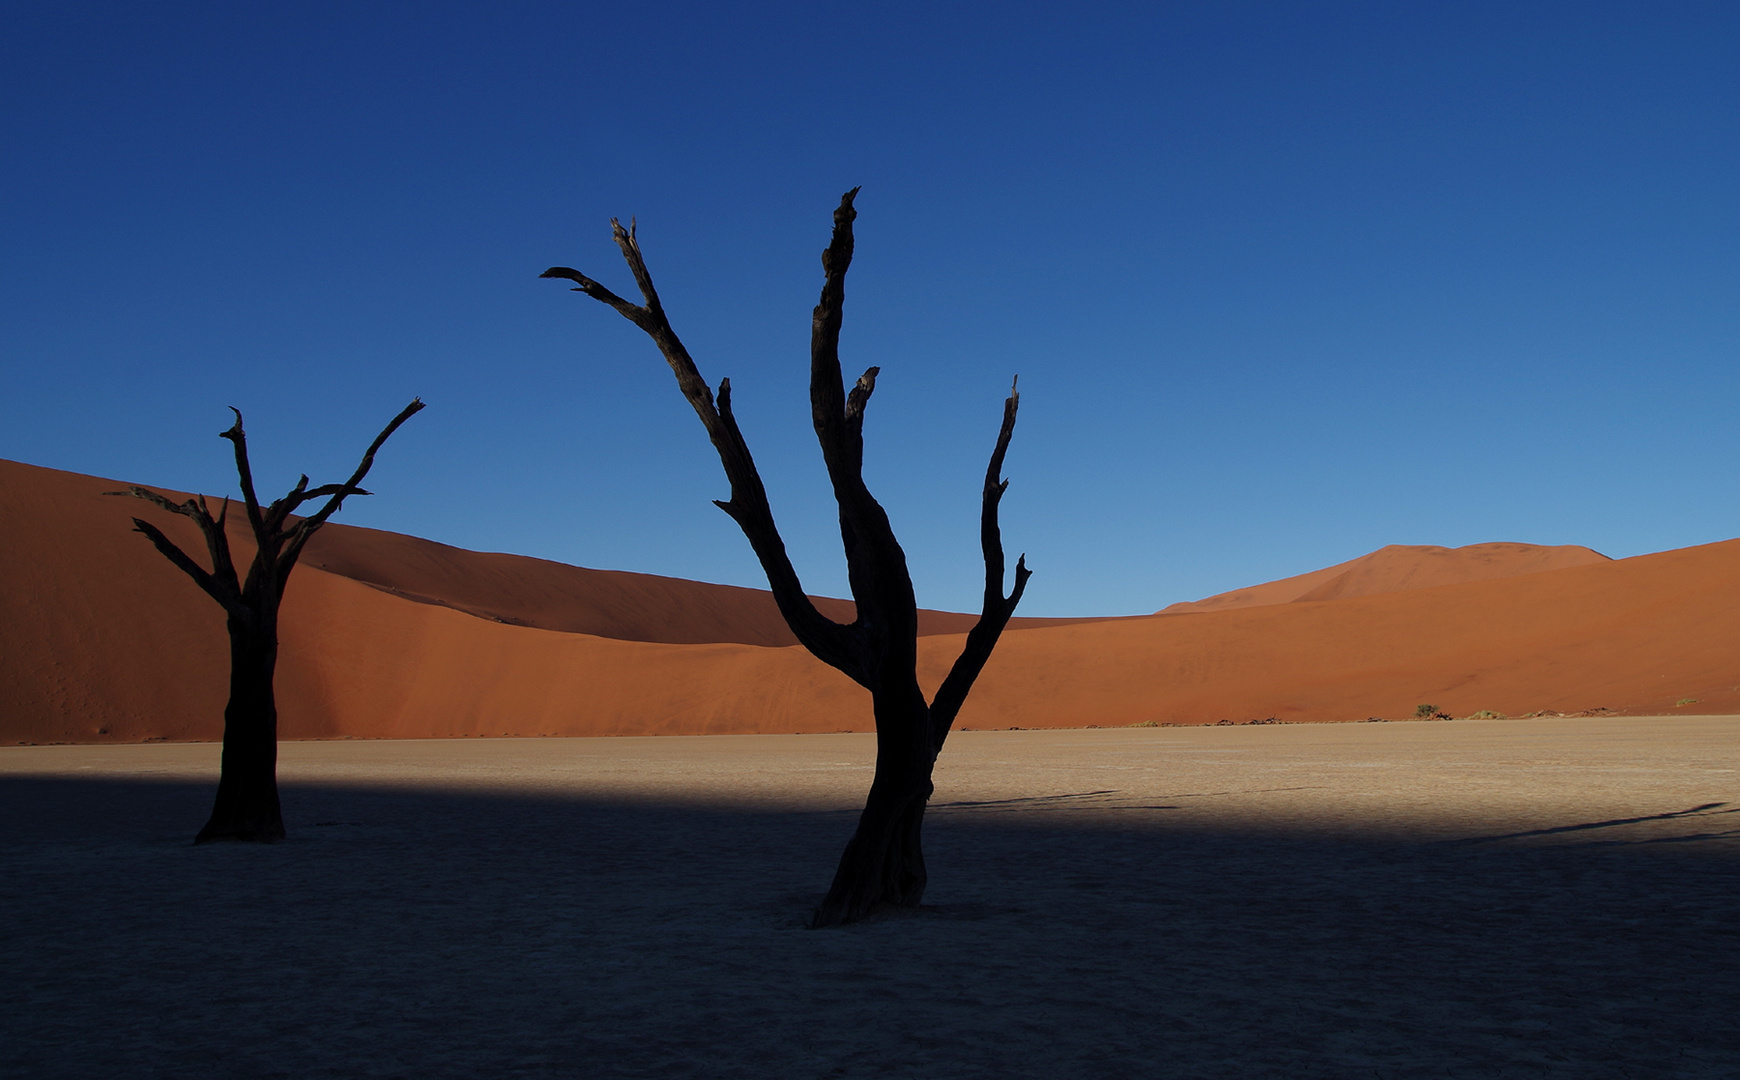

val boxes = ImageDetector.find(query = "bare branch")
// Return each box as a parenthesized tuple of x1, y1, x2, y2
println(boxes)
(928, 378, 1032, 747)
(609, 218, 670, 321)
(297, 398, 424, 530)
(979, 376, 1023, 604)
(302, 482, 369, 501)
(831, 365, 877, 485)
(107, 486, 200, 519)
(278, 398, 425, 574)
(540, 265, 652, 329)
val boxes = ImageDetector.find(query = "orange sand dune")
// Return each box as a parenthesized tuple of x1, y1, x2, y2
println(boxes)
(1161, 542, 1610, 613)
(953, 539, 1740, 726)
(0, 459, 1087, 649)
(4, 457, 1737, 745)
(303, 519, 1093, 645)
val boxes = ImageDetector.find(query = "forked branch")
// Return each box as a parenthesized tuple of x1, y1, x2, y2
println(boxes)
(801, 190, 912, 635)
(107, 486, 246, 616)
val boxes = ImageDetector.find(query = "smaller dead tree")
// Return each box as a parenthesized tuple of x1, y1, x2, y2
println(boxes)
(545, 190, 1030, 925)
(112, 400, 423, 843)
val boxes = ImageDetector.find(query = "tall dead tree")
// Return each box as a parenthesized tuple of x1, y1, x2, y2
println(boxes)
(112, 400, 424, 843)
(544, 190, 1029, 926)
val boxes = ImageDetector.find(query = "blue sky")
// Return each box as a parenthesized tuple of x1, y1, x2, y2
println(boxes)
(4, 2, 1737, 616)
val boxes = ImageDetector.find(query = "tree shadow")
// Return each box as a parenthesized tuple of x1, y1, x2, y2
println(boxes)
(2, 774, 1736, 1080)
(1436, 801, 1740, 847)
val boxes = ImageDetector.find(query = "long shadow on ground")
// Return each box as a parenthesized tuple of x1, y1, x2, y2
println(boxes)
(2, 777, 1736, 1080)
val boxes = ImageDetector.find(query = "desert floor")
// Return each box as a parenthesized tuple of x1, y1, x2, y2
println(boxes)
(2, 717, 1737, 1079)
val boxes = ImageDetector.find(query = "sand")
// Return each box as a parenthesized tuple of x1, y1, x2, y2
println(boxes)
(3, 716, 1736, 1078)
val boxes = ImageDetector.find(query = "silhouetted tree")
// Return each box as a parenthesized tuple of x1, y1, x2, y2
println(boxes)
(112, 400, 424, 843)
(545, 190, 1029, 926)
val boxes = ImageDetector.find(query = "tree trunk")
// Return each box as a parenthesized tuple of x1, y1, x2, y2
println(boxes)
(195, 618, 284, 843)
(812, 685, 937, 926)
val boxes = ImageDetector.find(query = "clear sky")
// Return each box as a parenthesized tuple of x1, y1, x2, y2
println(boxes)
(4, 2, 1737, 617)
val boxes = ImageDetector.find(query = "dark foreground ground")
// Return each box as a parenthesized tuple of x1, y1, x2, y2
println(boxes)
(2, 720, 1737, 1079)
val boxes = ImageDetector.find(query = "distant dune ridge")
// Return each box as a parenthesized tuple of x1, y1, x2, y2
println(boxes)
(1160, 542, 1611, 614)
(5, 457, 1738, 744)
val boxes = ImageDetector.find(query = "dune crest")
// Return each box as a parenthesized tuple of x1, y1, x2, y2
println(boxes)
(1161, 542, 1610, 614)
(302, 520, 1095, 645)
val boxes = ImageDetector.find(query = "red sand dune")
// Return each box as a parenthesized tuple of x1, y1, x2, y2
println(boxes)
(1161, 542, 1610, 613)
(302, 519, 1094, 645)
(5, 457, 1738, 745)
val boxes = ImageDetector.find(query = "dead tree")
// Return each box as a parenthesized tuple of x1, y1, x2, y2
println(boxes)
(544, 190, 1030, 926)
(111, 400, 424, 843)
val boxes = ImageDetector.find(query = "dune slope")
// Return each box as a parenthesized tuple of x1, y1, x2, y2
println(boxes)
(4, 457, 1736, 744)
